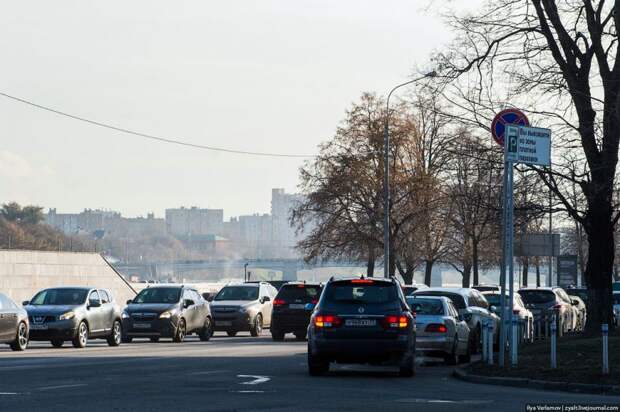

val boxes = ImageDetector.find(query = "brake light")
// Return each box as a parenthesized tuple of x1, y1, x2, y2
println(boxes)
(297, 284, 305, 288)
(425, 323, 448, 333)
(350, 279, 374, 284)
(381, 314, 409, 329)
(273, 299, 286, 306)
(314, 315, 342, 328)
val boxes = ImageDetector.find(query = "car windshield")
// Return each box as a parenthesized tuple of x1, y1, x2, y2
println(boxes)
(277, 285, 322, 302)
(30, 288, 88, 306)
(519, 290, 556, 304)
(613, 294, 620, 305)
(406, 298, 445, 315)
(325, 281, 397, 304)
(414, 291, 467, 310)
(133, 287, 181, 304)
(214, 286, 259, 301)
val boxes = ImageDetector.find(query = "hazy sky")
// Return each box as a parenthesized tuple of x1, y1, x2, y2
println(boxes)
(0, 0, 481, 219)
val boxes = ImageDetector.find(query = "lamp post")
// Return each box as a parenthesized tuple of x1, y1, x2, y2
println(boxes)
(244, 262, 249, 283)
(383, 71, 436, 278)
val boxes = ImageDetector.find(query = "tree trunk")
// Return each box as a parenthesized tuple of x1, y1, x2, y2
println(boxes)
(584, 198, 615, 334)
(472, 240, 480, 286)
(366, 247, 375, 277)
(535, 258, 541, 287)
(522, 256, 529, 287)
(424, 260, 434, 286)
(461, 263, 472, 288)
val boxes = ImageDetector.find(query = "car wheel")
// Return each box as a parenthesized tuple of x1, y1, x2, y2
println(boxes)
(398, 353, 415, 377)
(226, 330, 238, 337)
(199, 317, 213, 342)
(121, 335, 133, 343)
(308, 348, 329, 376)
(10, 322, 28, 351)
(51, 339, 64, 348)
(107, 320, 122, 347)
(72, 321, 88, 349)
(150, 337, 160, 343)
(294, 330, 307, 341)
(173, 319, 186, 343)
(271, 329, 285, 341)
(444, 337, 458, 365)
(250, 314, 263, 337)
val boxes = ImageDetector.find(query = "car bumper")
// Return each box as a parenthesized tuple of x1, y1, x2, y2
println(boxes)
(271, 313, 311, 332)
(415, 336, 453, 354)
(310, 336, 412, 363)
(28, 319, 79, 341)
(212, 312, 251, 331)
(122, 317, 178, 338)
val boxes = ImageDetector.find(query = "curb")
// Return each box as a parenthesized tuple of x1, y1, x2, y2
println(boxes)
(453, 368, 620, 396)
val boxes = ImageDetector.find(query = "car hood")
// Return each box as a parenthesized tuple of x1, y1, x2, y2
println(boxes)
(210, 300, 256, 308)
(26, 305, 80, 315)
(125, 303, 178, 314)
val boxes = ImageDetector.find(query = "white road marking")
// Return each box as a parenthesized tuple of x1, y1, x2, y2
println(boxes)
(188, 370, 228, 376)
(0, 392, 21, 395)
(237, 375, 270, 385)
(36, 383, 88, 391)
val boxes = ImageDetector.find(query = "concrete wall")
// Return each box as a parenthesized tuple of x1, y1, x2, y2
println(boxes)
(0, 250, 137, 304)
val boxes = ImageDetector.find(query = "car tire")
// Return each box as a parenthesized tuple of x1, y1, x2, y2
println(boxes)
(51, 339, 64, 348)
(173, 319, 186, 343)
(10, 322, 28, 351)
(72, 321, 88, 349)
(308, 349, 329, 376)
(294, 330, 307, 341)
(250, 314, 263, 337)
(271, 329, 285, 341)
(199, 317, 213, 342)
(226, 331, 237, 337)
(150, 337, 160, 343)
(121, 336, 133, 343)
(398, 353, 415, 377)
(444, 338, 458, 365)
(106, 320, 122, 347)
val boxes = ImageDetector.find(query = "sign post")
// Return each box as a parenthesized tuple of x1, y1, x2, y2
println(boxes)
(492, 109, 550, 368)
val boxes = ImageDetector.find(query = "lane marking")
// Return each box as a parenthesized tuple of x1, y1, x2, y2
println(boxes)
(37, 384, 87, 391)
(237, 375, 270, 385)
(188, 370, 228, 376)
(0, 392, 21, 395)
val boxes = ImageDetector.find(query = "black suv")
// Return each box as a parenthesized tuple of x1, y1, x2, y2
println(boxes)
(122, 285, 212, 343)
(271, 282, 323, 341)
(307, 277, 416, 377)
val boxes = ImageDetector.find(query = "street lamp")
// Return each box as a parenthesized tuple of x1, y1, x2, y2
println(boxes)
(244, 262, 249, 282)
(383, 71, 436, 278)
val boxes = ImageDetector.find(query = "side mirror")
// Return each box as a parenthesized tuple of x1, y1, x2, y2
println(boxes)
(89, 300, 101, 308)
(490, 305, 497, 312)
(183, 299, 194, 309)
(207, 295, 214, 302)
(126, 299, 133, 305)
(22, 301, 30, 306)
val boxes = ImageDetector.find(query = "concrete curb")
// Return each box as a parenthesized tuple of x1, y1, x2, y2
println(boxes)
(453, 367, 620, 396)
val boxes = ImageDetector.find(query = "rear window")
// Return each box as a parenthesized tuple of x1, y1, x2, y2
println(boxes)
(484, 294, 501, 306)
(406, 298, 445, 315)
(324, 281, 398, 305)
(414, 291, 466, 310)
(519, 290, 556, 304)
(277, 285, 322, 302)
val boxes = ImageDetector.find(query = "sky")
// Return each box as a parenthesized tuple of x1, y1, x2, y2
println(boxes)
(0, 0, 482, 219)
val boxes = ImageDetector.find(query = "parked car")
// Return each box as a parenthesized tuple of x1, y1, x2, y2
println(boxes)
(0, 292, 29, 351)
(122, 285, 212, 343)
(472, 284, 500, 293)
(518, 287, 576, 334)
(413, 287, 499, 354)
(568, 295, 587, 331)
(271, 282, 323, 341)
(482, 291, 533, 340)
(211, 282, 278, 337)
(406, 295, 470, 364)
(24, 287, 122, 348)
(401, 283, 428, 296)
(566, 286, 589, 306)
(307, 276, 416, 377)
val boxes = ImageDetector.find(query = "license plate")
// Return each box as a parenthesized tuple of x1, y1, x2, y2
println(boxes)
(218, 321, 233, 326)
(30, 324, 48, 330)
(289, 304, 305, 309)
(345, 319, 376, 327)
(133, 322, 151, 329)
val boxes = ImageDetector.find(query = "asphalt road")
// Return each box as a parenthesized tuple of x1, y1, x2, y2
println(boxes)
(0, 332, 617, 412)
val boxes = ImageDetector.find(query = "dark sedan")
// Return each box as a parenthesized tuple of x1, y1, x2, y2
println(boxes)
(24, 287, 123, 348)
(271, 282, 322, 341)
(0, 292, 29, 351)
(122, 285, 212, 343)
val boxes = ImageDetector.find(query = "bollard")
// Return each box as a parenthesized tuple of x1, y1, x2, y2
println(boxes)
(511, 316, 518, 366)
(603, 323, 609, 375)
(550, 314, 557, 369)
(487, 321, 494, 365)
(482, 320, 488, 363)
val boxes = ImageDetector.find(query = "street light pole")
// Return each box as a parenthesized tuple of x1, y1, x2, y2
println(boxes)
(383, 72, 436, 278)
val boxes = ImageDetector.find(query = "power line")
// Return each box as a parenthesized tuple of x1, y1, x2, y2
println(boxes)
(0, 91, 315, 158)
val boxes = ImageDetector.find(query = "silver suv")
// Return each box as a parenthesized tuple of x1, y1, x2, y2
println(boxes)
(210, 282, 278, 337)
(413, 287, 499, 354)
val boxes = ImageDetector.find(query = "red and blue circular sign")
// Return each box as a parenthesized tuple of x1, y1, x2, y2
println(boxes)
(491, 108, 529, 146)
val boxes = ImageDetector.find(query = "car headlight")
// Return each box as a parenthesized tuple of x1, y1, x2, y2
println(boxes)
(59, 311, 75, 321)
(159, 311, 172, 319)
(121, 311, 130, 319)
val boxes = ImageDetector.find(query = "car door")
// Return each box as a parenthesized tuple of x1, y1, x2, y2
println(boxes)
(0, 293, 17, 342)
(190, 290, 205, 330)
(448, 301, 468, 353)
(87, 290, 104, 336)
(181, 289, 198, 331)
(98, 290, 115, 333)
(260, 285, 273, 326)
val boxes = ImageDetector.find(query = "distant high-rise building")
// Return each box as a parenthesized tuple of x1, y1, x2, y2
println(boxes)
(165, 207, 224, 237)
(271, 188, 304, 258)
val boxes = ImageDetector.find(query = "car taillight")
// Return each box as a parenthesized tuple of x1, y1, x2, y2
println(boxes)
(314, 315, 342, 328)
(273, 299, 286, 306)
(350, 279, 374, 284)
(425, 323, 448, 333)
(381, 314, 409, 329)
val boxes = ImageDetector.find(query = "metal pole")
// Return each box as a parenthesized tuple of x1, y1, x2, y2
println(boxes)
(507, 163, 516, 366)
(548, 166, 553, 286)
(482, 320, 488, 363)
(603, 323, 609, 374)
(487, 321, 494, 365)
(383, 72, 435, 278)
(550, 314, 557, 369)
(499, 159, 509, 367)
(511, 316, 518, 366)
